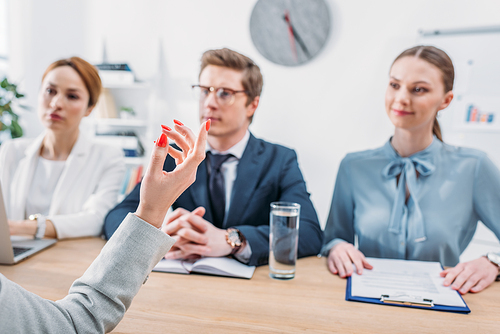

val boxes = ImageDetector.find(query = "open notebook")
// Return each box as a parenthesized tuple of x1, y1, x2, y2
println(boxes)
(153, 257, 256, 279)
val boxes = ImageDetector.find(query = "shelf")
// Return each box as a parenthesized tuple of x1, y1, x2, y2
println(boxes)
(103, 82, 150, 89)
(124, 157, 146, 165)
(94, 118, 148, 127)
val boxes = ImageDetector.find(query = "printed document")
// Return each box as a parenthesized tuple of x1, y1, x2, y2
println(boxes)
(351, 258, 466, 307)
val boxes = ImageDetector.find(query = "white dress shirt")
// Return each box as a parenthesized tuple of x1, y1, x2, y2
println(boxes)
(25, 157, 66, 217)
(206, 130, 250, 214)
(206, 130, 252, 262)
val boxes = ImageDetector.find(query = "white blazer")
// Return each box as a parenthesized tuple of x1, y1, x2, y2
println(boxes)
(0, 132, 125, 239)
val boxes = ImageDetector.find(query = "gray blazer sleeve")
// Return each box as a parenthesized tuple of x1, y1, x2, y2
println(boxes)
(0, 213, 174, 334)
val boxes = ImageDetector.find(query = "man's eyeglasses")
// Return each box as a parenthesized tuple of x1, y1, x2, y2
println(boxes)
(192, 85, 248, 106)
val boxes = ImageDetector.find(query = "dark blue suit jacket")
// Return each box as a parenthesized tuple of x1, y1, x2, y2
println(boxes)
(103, 133, 323, 266)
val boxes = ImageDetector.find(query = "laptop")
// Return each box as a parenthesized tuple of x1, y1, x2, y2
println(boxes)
(0, 181, 56, 265)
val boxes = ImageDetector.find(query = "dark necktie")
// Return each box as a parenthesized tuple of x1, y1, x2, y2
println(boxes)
(207, 152, 233, 228)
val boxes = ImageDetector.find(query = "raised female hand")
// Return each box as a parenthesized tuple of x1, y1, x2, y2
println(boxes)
(135, 120, 210, 228)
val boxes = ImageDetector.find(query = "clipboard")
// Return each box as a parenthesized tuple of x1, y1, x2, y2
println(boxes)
(346, 276, 471, 314)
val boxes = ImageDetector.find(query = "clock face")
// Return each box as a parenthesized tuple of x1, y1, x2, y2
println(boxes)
(249, 0, 331, 67)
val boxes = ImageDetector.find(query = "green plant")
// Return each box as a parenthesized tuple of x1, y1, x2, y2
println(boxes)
(0, 77, 26, 139)
(119, 106, 136, 116)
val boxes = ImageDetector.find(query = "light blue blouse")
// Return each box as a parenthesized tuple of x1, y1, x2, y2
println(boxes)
(322, 136, 500, 266)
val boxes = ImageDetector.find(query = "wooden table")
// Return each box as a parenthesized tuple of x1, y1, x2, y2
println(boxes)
(1, 238, 499, 333)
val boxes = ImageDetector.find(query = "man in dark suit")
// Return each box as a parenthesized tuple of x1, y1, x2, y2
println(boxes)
(104, 48, 323, 266)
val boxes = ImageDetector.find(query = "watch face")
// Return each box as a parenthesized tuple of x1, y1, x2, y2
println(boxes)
(250, 0, 331, 66)
(488, 252, 500, 266)
(227, 229, 242, 247)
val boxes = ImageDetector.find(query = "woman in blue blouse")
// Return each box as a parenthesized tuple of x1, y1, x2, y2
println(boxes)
(322, 46, 500, 294)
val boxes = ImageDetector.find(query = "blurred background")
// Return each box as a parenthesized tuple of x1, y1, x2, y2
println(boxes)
(1, 0, 500, 259)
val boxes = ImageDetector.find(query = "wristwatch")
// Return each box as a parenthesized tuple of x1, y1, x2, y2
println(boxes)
(486, 252, 500, 267)
(486, 252, 500, 281)
(29, 214, 46, 239)
(225, 228, 245, 255)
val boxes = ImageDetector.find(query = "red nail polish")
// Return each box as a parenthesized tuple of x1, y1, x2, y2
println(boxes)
(157, 133, 167, 147)
(174, 119, 184, 126)
(206, 119, 211, 131)
(161, 125, 171, 131)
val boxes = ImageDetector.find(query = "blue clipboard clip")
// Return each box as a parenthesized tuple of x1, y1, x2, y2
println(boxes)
(380, 294, 434, 307)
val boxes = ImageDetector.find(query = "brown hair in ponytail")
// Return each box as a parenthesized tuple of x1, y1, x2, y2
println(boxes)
(392, 46, 454, 141)
(432, 118, 442, 142)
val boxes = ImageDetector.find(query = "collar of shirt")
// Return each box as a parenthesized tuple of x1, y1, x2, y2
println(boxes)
(205, 130, 250, 161)
(383, 134, 442, 162)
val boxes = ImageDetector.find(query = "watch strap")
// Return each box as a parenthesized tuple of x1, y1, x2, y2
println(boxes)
(485, 252, 500, 281)
(226, 228, 245, 255)
(30, 214, 47, 239)
(486, 252, 500, 266)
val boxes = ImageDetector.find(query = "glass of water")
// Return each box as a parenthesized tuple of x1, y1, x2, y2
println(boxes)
(269, 202, 300, 280)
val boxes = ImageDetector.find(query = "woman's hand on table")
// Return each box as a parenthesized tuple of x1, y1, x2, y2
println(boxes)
(327, 242, 373, 277)
(440, 256, 499, 294)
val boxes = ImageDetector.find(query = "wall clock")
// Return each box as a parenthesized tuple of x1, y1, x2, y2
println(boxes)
(249, 0, 331, 67)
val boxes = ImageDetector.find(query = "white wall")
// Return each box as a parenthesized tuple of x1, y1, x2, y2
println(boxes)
(8, 0, 87, 137)
(9, 0, 500, 227)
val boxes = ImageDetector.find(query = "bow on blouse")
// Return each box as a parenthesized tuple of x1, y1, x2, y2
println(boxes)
(382, 156, 435, 243)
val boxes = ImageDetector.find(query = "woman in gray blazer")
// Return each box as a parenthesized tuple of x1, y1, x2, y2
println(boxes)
(0, 120, 209, 333)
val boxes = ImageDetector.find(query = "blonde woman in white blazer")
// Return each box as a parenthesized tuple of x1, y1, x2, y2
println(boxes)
(0, 57, 125, 239)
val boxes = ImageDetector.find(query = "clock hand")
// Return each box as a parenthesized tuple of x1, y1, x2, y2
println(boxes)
(284, 10, 298, 62)
(283, 11, 311, 59)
